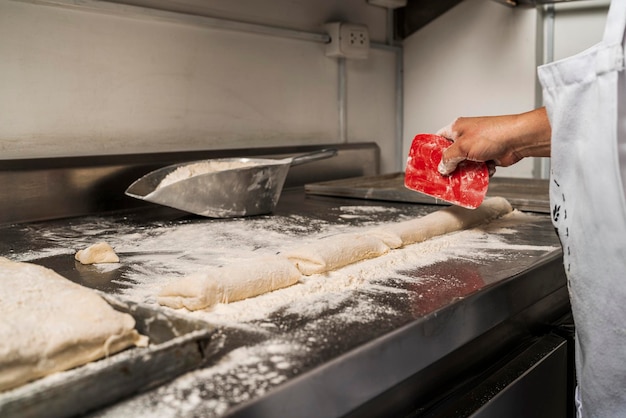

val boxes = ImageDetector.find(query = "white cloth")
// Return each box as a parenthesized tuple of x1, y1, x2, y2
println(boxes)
(538, 1, 626, 417)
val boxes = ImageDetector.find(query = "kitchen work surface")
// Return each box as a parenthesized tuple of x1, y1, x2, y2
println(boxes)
(305, 173, 550, 213)
(0, 190, 566, 417)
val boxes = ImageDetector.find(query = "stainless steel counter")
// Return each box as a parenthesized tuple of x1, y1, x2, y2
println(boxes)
(0, 187, 569, 417)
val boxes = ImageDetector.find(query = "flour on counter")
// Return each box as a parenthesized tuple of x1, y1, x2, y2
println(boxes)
(6, 210, 557, 327)
(94, 263, 122, 273)
(338, 205, 401, 220)
(11, 247, 75, 262)
(1, 207, 561, 418)
(91, 339, 304, 418)
(174, 210, 558, 325)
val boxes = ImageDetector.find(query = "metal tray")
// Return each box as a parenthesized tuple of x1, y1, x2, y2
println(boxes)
(305, 173, 550, 213)
(0, 297, 223, 418)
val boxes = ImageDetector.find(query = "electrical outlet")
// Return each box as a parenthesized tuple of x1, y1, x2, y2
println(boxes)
(324, 22, 370, 60)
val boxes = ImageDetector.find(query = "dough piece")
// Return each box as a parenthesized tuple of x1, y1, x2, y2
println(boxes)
(0, 257, 147, 392)
(157, 198, 511, 310)
(285, 233, 390, 276)
(365, 229, 404, 249)
(75, 242, 119, 264)
(378, 196, 513, 247)
(157, 255, 301, 311)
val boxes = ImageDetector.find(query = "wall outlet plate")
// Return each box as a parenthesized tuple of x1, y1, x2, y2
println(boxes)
(324, 22, 370, 59)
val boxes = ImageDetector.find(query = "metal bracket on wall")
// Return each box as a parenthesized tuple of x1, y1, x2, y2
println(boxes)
(394, 0, 464, 40)
(394, 0, 591, 40)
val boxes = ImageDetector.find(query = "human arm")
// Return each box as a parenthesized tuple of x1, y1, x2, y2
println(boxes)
(436, 107, 552, 175)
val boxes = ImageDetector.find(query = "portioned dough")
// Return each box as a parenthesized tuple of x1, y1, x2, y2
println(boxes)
(156, 197, 513, 310)
(75, 241, 119, 264)
(365, 229, 404, 249)
(157, 255, 301, 311)
(368, 196, 513, 247)
(0, 257, 147, 392)
(285, 233, 390, 276)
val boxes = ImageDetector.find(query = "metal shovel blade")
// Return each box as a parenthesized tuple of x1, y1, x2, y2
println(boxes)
(125, 149, 337, 218)
(404, 134, 489, 209)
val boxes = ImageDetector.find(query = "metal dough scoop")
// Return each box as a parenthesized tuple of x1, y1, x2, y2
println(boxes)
(125, 148, 337, 218)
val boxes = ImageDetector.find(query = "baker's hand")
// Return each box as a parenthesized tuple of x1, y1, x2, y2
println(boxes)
(436, 108, 552, 176)
(436, 116, 522, 176)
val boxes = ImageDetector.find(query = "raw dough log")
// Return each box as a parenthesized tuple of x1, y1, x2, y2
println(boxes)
(157, 198, 512, 309)
(369, 196, 513, 247)
(285, 233, 390, 276)
(0, 257, 147, 392)
(157, 255, 301, 311)
(365, 229, 404, 249)
(75, 241, 119, 264)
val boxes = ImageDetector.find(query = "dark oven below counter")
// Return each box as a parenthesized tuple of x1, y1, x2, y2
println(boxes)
(349, 297, 575, 418)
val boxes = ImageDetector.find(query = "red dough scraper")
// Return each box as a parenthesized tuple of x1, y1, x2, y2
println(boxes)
(404, 134, 489, 209)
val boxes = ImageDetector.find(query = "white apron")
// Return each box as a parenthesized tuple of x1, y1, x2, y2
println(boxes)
(537, 1, 626, 417)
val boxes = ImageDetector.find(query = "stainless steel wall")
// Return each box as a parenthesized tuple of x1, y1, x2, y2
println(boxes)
(0, 143, 379, 225)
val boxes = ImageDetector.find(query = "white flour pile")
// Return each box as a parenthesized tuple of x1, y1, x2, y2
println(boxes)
(157, 160, 258, 189)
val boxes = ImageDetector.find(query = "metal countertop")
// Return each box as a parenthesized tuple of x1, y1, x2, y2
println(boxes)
(0, 189, 568, 417)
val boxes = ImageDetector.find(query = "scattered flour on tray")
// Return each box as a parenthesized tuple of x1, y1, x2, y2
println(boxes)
(92, 339, 305, 418)
(7, 245, 75, 262)
(338, 205, 402, 220)
(88, 211, 558, 418)
(8, 209, 557, 326)
(165, 210, 558, 325)
(3, 208, 559, 418)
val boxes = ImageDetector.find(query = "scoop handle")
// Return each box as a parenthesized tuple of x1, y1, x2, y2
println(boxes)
(289, 148, 338, 167)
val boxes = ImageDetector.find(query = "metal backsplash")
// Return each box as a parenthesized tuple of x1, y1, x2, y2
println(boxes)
(0, 143, 379, 225)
